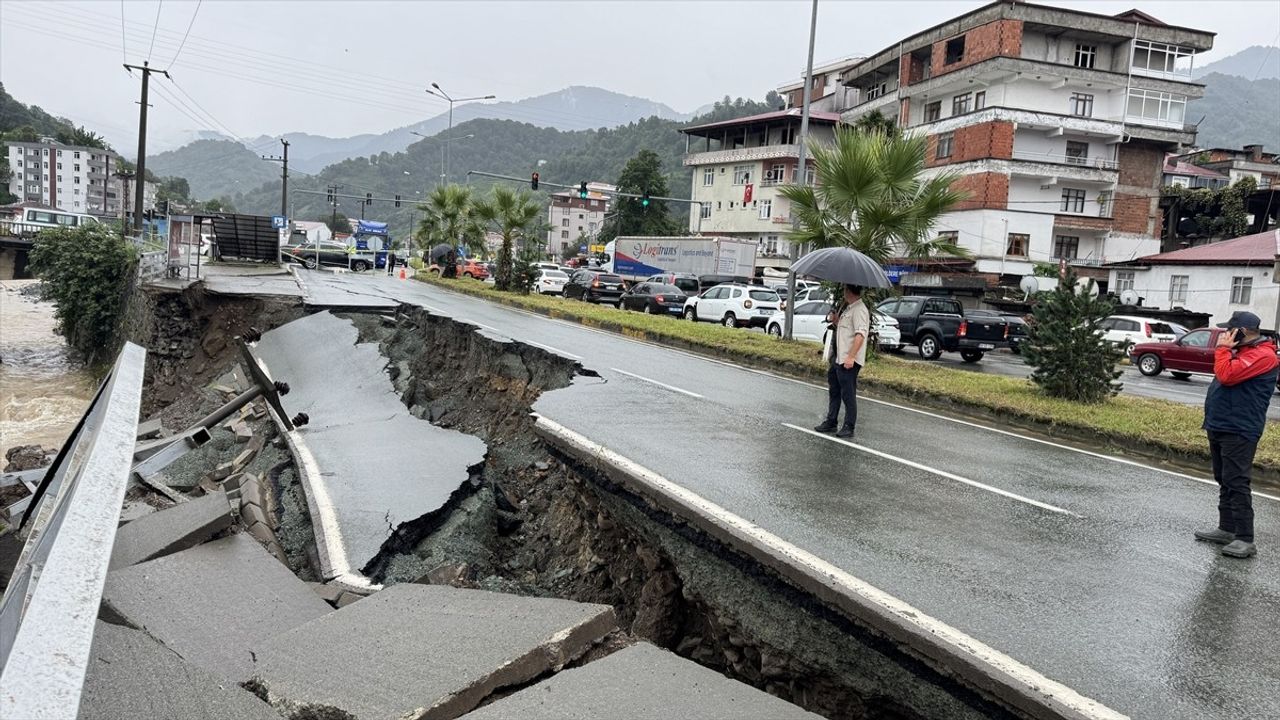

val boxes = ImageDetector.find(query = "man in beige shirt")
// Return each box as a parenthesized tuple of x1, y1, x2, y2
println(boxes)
(815, 284, 870, 439)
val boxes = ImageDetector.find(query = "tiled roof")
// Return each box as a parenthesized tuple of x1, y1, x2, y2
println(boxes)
(1116, 230, 1280, 266)
(1163, 154, 1228, 179)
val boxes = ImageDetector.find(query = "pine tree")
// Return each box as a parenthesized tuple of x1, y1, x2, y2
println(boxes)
(1022, 266, 1123, 403)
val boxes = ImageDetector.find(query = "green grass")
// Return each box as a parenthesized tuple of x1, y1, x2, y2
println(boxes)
(416, 274, 1280, 471)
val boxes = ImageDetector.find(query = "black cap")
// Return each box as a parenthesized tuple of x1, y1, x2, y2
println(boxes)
(1218, 311, 1262, 330)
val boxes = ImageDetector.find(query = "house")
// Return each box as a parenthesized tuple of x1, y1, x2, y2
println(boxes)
(778, 57, 866, 114)
(1163, 153, 1228, 189)
(289, 220, 333, 245)
(1175, 145, 1280, 190)
(1107, 229, 1280, 328)
(546, 182, 613, 257)
(3, 137, 155, 218)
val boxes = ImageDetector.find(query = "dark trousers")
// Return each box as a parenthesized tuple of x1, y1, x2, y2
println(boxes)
(825, 362, 861, 430)
(386, 254, 397, 274)
(1208, 430, 1257, 542)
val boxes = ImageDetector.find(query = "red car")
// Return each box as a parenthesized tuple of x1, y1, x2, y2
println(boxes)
(458, 259, 489, 279)
(1132, 327, 1280, 383)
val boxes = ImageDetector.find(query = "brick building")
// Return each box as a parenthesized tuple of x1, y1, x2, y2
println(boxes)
(836, 0, 1214, 288)
(1175, 145, 1280, 190)
(546, 182, 614, 257)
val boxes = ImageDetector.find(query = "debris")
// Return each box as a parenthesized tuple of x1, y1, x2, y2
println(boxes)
(136, 418, 165, 440)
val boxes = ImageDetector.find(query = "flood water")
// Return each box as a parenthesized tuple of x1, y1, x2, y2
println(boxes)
(0, 280, 97, 461)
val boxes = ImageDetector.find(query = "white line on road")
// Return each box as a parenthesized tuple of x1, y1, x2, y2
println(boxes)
(463, 319, 583, 360)
(611, 368, 704, 398)
(783, 423, 1081, 516)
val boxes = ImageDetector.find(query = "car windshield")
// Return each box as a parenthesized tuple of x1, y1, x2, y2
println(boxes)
(543, 270, 568, 279)
(673, 278, 700, 293)
(749, 290, 779, 302)
(597, 274, 623, 284)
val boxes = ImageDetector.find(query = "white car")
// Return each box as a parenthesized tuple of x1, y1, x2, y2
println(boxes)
(534, 262, 561, 272)
(535, 269, 569, 294)
(780, 285, 830, 310)
(683, 284, 781, 328)
(766, 301, 901, 350)
(1100, 315, 1177, 349)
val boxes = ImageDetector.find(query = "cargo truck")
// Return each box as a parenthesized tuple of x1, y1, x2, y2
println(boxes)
(602, 236, 757, 287)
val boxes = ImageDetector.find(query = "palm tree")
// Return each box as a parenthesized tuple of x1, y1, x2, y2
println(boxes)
(779, 127, 968, 265)
(473, 185, 541, 292)
(416, 184, 486, 259)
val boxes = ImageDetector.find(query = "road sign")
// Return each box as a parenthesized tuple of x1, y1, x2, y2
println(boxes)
(579, 245, 587, 253)
(271, 215, 287, 230)
(588, 244, 605, 254)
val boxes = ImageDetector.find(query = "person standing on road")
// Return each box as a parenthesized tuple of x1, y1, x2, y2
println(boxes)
(815, 285, 870, 439)
(386, 248, 397, 275)
(1196, 311, 1279, 559)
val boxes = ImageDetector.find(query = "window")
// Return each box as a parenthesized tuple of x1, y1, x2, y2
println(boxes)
(74, 176, 81, 184)
(74, 151, 80, 159)
(56, 162, 62, 170)
(804, 166, 815, 185)
(1070, 92, 1094, 118)
(762, 236, 779, 254)
(74, 164, 80, 171)
(936, 132, 954, 159)
(57, 175, 63, 183)
(733, 165, 751, 185)
(1074, 43, 1097, 69)
(924, 101, 941, 122)
(578, 213, 584, 219)
(758, 199, 772, 220)
(1231, 277, 1253, 304)
(562, 218, 569, 227)
(1060, 188, 1086, 213)
(1181, 330, 1210, 348)
(56, 150, 62, 156)
(945, 36, 965, 65)
(974, 91, 986, 110)
(700, 203, 711, 220)
(1169, 275, 1189, 304)
(703, 167, 714, 186)
(1126, 88, 1187, 126)
(588, 222, 597, 234)
(1065, 141, 1089, 165)
(1131, 40, 1193, 79)
(1005, 233, 1029, 257)
(1053, 235, 1079, 259)
(937, 230, 958, 245)
(767, 163, 786, 184)
(952, 93, 971, 115)
(561, 230, 569, 239)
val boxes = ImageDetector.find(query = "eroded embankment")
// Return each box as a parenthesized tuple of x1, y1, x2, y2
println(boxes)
(344, 306, 1022, 720)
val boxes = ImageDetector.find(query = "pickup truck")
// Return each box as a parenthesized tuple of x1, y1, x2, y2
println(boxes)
(877, 296, 1008, 362)
(1131, 327, 1280, 386)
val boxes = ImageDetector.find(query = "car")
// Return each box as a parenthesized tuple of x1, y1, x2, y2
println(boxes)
(564, 269, 626, 304)
(764, 301, 902, 350)
(534, 262, 561, 272)
(683, 284, 781, 328)
(535, 268, 569, 294)
(643, 272, 701, 298)
(283, 241, 374, 272)
(619, 282, 688, 315)
(878, 296, 1008, 362)
(874, 313, 902, 350)
(779, 285, 831, 310)
(459, 259, 489, 279)
(966, 309, 1029, 353)
(1132, 327, 1280, 385)
(1100, 315, 1177, 351)
(1168, 322, 1192, 338)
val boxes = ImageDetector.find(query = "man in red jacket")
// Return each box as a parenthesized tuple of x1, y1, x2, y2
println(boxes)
(1196, 311, 1279, 558)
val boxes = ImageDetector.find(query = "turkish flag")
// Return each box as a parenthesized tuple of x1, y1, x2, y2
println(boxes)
(743, 184, 754, 204)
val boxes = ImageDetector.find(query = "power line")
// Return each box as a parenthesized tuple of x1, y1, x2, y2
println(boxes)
(119, 0, 128, 63)
(167, 0, 201, 70)
(145, 0, 163, 63)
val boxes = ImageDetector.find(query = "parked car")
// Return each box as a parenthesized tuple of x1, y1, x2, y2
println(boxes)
(966, 309, 1029, 353)
(1132, 327, 1280, 386)
(459, 259, 489, 279)
(766, 301, 832, 341)
(619, 283, 688, 315)
(780, 285, 831, 310)
(874, 314, 902, 350)
(1100, 315, 1177, 351)
(534, 262, 561, 272)
(877, 296, 1008, 362)
(283, 241, 374, 272)
(683, 284, 781, 328)
(564, 270, 626, 304)
(535, 269, 569, 295)
(1167, 322, 1192, 338)
(643, 272, 702, 298)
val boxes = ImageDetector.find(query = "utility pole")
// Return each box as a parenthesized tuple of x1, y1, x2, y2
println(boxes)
(785, 0, 819, 341)
(262, 139, 290, 218)
(113, 170, 135, 242)
(425, 84, 495, 184)
(123, 61, 170, 234)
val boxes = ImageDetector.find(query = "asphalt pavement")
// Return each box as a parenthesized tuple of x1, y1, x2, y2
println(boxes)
(279, 270, 1280, 719)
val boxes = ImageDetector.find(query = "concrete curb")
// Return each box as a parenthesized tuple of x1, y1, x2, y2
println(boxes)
(534, 415, 1128, 720)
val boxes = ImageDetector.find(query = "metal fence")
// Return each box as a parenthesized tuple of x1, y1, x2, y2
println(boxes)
(0, 343, 145, 718)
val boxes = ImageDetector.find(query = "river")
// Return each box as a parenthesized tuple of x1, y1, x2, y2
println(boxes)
(0, 280, 97, 462)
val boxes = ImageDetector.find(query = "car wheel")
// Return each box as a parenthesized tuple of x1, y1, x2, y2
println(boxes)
(917, 334, 942, 360)
(1171, 371, 1192, 381)
(1137, 353, 1163, 376)
(1009, 343, 1021, 355)
(463, 272, 474, 278)
(684, 307, 697, 322)
(767, 323, 782, 337)
(722, 313, 738, 328)
(352, 260, 369, 273)
(1123, 342, 1135, 356)
(303, 258, 318, 270)
(960, 350, 984, 363)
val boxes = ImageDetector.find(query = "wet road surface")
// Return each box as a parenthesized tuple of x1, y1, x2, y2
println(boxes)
(287, 271, 1280, 719)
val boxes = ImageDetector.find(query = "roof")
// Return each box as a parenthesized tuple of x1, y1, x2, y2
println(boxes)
(1113, 230, 1280, 267)
(1163, 154, 1228, 179)
(682, 108, 841, 134)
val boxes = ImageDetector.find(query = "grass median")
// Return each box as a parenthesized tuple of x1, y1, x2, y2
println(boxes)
(414, 274, 1280, 473)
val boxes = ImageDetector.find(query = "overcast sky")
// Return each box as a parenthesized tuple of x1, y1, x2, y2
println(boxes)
(2, 0, 1277, 150)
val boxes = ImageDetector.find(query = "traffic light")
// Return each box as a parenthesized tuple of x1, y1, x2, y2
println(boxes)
(641, 191, 650, 208)
(531, 172, 539, 190)
(365, 192, 373, 206)
(326, 188, 334, 204)
(578, 182, 588, 200)
(394, 194, 402, 208)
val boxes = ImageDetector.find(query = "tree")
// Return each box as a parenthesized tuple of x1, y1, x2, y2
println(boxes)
(850, 109, 900, 138)
(417, 184, 485, 257)
(779, 128, 968, 263)
(0, 159, 14, 204)
(473, 185, 541, 291)
(156, 176, 191, 207)
(1022, 266, 1122, 403)
(1163, 177, 1258, 240)
(599, 149, 683, 243)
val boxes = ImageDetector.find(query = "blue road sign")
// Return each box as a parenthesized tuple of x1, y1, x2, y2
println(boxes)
(271, 215, 287, 230)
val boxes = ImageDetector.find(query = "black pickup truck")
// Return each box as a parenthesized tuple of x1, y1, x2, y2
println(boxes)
(876, 296, 1008, 362)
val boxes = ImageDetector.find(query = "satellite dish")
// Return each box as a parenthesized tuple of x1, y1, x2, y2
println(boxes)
(1019, 276, 1039, 298)
(1120, 289, 1139, 306)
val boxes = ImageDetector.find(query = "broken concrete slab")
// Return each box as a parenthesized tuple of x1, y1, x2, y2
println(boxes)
(248, 583, 616, 720)
(232, 421, 253, 442)
(461, 642, 821, 720)
(101, 533, 331, 681)
(307, 581, 344, 605)
(110, 490, 234, 569)
(136, 418, 165, 440)
(79, 621, 281, 720)
(118, 499, 159, 525)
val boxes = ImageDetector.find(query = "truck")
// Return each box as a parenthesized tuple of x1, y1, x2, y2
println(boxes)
(876, 295, 1009, 363)
(603, 236, 757, 287)
(350, 220, 394, 269)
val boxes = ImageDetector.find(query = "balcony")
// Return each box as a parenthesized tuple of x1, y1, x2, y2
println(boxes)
(683, 144, 803, 167)
(1011, 150, 1119, 170)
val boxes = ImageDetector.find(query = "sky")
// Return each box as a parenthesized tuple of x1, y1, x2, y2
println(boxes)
(2, 0, 1278, 151)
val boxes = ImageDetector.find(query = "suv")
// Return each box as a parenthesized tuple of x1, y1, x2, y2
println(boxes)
(564, 270, 626, 304)
(1100, 315, 1176, 351)
(283, 241, 374, 272)
(683, 284, 781, 328)
(644, 272, 701, 298)
(878, 296, 1008, 362)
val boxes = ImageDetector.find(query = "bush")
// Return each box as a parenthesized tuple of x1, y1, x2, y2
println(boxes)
(28, 224, 138, 365)
(1020, 266, 1122, 403)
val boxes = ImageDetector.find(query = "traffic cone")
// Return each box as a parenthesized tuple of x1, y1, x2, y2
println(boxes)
(399, 267, 406, 280)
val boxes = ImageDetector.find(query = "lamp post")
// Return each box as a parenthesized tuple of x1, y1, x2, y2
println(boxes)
(785, 0, 819, 341)
(424, 83, 494, 183)
(408, 132, 477, 186)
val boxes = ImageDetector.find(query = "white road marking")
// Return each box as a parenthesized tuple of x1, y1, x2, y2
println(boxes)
(783, 423, 1080, 517)
(611, 368, 704, 398)
(536, 417, 1125, 720)
(460, 318, 583, 360)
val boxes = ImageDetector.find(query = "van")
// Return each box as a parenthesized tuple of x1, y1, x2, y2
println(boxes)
(23, 208, 100, 229)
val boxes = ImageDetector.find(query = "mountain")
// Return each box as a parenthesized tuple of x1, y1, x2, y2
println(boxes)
(1193, 45, 1280, 81)
(0, 82, 110, 151)
(1187, 72, 1280, 151)
(147, 138, 280, 201)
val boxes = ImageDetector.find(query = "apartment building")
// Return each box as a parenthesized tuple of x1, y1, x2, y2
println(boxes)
(546, 182, 613, 256)
(1163, 153, 1228, 189)
(5, 138, 127, 217)
(837, 1, 1214, 284)
(778, 57, 864, 114)
(680, 108, 839, 267)
(1176, 144, 1280, 189)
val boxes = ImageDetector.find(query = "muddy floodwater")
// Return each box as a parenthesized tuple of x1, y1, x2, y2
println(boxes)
(0, 280, 97, 459)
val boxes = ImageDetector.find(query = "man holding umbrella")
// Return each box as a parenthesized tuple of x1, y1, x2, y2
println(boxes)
(816, 284, 870, 438)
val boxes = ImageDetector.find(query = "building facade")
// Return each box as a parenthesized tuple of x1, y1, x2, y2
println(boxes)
(546, 182, 613, 257)
(680, 109, 839, 268)
(1163, 153, 1228, 189)
(836, 1, 1214, 284)
(1175, 145, 1279, 189)
(5, 138, 128, 217)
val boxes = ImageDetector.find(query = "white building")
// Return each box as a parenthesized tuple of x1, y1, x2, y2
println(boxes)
(680, 108, 839, 268)
(546, 182, 613, 257)
(5, 137, 125, 217)
(290, 220, 333, 245)
(1107, 229, 1280, 328)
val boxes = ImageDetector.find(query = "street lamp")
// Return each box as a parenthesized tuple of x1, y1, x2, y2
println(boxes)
(424, 83, 494, 183)
(408, 131, 477, 185)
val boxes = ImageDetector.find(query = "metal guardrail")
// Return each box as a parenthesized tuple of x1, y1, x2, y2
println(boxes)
(1011, 150, 1119, 170)
(0, 343, 145, 719)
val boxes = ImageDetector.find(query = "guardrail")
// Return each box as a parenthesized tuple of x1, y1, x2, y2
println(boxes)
(0, 220, 44, 239)
(0, 343, 145, 718)
(1011, 150, 1119, 170)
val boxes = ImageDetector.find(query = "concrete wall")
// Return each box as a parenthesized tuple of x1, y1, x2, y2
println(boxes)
(933, 208, 1055, 275)
(1013, 129, 1115, 166)
(1109, 264, 1278, 327)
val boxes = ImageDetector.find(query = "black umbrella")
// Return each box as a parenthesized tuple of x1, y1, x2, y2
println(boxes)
(428, 243, 454, 262)
(790, 247, 890, 289)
